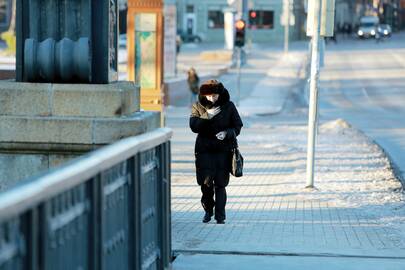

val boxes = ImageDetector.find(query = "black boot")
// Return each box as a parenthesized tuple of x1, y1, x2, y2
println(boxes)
(216, 219, 225, 224)
(202, 212, 213, 223)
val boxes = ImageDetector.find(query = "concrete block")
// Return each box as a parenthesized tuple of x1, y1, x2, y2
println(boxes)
(0, 81, 51, 116)
(0, 82, 158, 191)
(0, 111, 160, 146)
(49, 154, 79, 168)
(52, 81, 139, 117)
(0, 116, 93, 144)
(0, 153, 80, 191)
(0, 153, 49, 191)
(0, 81, 140, 117)
(92, 111, 160, 144)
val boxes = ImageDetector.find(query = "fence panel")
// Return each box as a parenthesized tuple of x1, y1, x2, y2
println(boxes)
(100, 161, 132, 270)
(41, 184, 91, 270)
(0, 128, 172, 270)
(139, 148, 161, 270)
(0, 218, 26, 270)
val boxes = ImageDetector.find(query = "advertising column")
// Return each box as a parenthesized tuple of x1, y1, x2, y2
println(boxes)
(127, 0, 164, 114)
(164, 3, 177, 78)
(224, 9, 236, 50)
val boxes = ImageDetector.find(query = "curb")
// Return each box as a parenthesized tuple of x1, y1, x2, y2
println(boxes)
(366, 136, 405, 190)
(341, 119, 405, 191)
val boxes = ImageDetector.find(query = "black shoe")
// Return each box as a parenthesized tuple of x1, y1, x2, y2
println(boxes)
(216, 220, 225, 224)
(202, 212, 212, 223)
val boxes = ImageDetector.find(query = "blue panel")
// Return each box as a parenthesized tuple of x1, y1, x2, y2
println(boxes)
(101, 161, 131, 270)
(0, 219, 26, 270)
(140, 148, 161, 270)
(43, 184, 90, 270)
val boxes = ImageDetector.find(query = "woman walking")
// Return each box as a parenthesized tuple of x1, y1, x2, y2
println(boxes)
(189, 79, 243, 224)
(187, 67, 200, 106)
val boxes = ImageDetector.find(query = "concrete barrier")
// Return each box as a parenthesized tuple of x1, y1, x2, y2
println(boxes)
(164, 64, 231, 107)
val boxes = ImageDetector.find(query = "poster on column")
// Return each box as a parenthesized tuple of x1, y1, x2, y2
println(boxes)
(135, 13, 157, 89)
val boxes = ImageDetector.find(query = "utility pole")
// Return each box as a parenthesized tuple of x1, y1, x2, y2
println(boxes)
(237, 47, 241, 106)
(234, 19, 246, 106)
(284, 0, 290, 54)
(306, 0, 323, 188)
(240, 0, 248, 65)
(241, 0, 248, 21)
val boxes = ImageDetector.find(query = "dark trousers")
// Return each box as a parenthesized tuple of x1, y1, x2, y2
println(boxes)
(201, 183, 227, 221)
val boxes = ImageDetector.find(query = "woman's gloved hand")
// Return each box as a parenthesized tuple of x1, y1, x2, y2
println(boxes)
(216, 131, 227, 140)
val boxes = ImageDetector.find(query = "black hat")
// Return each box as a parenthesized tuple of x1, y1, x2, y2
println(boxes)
(199, 79, 224, 95)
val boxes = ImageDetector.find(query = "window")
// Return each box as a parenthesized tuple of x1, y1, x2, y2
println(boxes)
(208, 10, 224, 29)
(249, 10, 274, 29)
(0, 0, 9, 25)
(186, 5, 194, 13)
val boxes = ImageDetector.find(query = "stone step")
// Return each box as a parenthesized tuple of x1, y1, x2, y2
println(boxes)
(0, 81, 139, 118)
(0, 111, 159, 150)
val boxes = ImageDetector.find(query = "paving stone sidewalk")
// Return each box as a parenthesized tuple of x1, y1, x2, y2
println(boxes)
(167, 108, 405, 260)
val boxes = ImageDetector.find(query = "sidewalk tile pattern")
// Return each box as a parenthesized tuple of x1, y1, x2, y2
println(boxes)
(169, 112, 405, 258)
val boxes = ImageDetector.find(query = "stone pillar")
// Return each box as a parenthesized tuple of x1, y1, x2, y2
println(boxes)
(0, 81, 160, 190)
(0, 1, 160, 191)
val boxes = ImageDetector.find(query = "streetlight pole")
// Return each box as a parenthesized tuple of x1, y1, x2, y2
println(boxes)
(284, 0, 290, 54)
(241, 0, 248, 65)
(306, 0, 323, 188)
(237, 47, 241, 107)
(241, 0, 248, 21)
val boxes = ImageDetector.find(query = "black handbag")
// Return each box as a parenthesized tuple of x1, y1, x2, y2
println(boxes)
(231, 139, 244, 177)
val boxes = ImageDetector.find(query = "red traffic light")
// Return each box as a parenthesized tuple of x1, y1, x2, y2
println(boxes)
(250, 11, 257, 18)
(235, 20, 246, 30)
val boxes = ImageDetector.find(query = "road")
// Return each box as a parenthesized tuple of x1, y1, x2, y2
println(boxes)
(319, 33, 405, 184)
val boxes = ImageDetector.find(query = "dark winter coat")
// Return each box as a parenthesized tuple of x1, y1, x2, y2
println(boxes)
(189, 88, 243, 187)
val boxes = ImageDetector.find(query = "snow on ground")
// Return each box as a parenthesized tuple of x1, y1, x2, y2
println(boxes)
(318, 35, 405, 189)
(236, 118, 405, 218)
(170, 35, 405, 269)
(171, 115, 405, 260)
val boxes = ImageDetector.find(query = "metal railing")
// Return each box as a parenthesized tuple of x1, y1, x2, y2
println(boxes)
(0, 128, 172, 270)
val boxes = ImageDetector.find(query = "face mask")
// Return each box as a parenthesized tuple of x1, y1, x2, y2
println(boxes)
(206, 94, 218, 103)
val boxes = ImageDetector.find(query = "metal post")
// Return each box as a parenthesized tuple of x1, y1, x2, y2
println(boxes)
(241, 0, 248, 21)
(236, 47, 241, 107)
(306, 0, 322, 188)
(284, 0, 290, 54)
(241, 0, 248, 65)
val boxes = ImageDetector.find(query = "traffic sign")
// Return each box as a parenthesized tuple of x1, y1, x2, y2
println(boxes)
(307, 0, 335, 37)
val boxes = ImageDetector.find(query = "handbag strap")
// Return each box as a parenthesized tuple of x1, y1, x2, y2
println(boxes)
(232, 137, 239, 150)
(229, 129, 239, 150)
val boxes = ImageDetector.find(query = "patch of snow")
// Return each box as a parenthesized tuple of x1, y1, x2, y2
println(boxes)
(171, 114, 405, 259)
(319, 118, 351, 133)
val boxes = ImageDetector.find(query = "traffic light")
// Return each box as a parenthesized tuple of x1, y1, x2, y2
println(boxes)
(250, 11, 257, 19)
(234, 19, 246, 47)
(249, 10, 258, 28)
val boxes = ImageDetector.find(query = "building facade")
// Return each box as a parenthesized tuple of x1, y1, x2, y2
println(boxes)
(175, 0, 306, 43)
